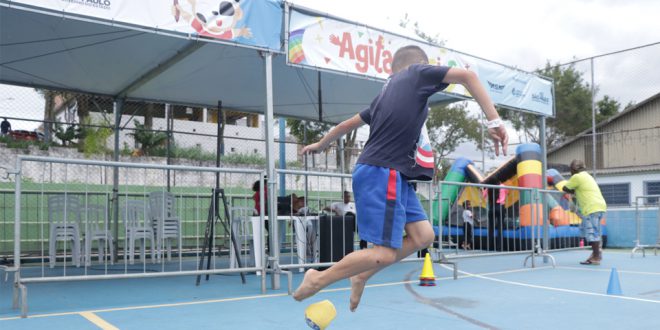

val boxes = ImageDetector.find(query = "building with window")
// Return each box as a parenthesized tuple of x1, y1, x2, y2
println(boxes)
(547, 92, 660, 247)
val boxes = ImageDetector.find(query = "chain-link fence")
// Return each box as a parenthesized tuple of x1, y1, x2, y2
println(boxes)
(0, 88, 361, 178)
(1, 43, 658, 181)
(548, 42, 660, 170)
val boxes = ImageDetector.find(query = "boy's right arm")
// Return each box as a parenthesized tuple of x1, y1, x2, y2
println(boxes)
(442, 67, 509, 156)
(300, 114, 365, 155)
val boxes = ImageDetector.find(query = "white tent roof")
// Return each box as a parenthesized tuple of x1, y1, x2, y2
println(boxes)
(0, 4, 459, 123)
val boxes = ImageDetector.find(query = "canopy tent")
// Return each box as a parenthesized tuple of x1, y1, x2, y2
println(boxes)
(1, 1, 553, 123)
(1, 0, 554, 289)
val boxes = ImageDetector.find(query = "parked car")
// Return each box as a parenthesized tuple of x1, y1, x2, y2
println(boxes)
(9, 130, 40, 141)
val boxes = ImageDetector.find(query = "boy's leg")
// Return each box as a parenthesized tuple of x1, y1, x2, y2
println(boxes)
(349, 220, 434, 311)
(293, 244, 398, 301)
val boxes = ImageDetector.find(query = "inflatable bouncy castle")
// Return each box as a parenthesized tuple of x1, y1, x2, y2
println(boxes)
(433, 143, 607, 251)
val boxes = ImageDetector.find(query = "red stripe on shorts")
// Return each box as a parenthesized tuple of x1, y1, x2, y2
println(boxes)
(387, 169, 397, 200)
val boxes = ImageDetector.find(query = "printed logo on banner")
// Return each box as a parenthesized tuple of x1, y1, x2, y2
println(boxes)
(532, 92, 550, 104)
(511, 87, 526, 98)
(61, 0, 112, 10)
(513, 76, 530, 84)
(487, 81, 505, 93)
(329, 33, 394, 74)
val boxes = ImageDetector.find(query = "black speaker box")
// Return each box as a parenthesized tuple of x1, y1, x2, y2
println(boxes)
(319, 214, 355, 266)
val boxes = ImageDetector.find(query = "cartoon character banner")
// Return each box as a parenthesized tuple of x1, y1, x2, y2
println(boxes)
(287, 8, 554, 117)
(9, 0, 283, 51)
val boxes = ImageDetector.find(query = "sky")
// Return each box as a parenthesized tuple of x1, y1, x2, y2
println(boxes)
(1, 0, 658, 169)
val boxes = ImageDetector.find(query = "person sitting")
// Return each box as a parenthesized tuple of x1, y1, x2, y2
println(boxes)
(252, 179, 268, 215)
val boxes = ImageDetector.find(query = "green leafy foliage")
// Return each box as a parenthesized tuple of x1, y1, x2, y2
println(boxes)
(128, 120, 168, 156)
(427, 102, 482, 166)
(79, 117, 113, 157)
(54, 123, 82, 146)
(286, 119, 332, 144)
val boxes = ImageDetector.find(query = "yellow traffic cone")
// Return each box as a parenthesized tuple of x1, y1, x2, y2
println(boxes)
(419, 252, 436, 286)
(305, 300, 337, 330)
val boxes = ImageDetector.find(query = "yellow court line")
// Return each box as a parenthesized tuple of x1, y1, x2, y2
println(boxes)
(0, 266, 550, 322)
(79, 312, 119, 330)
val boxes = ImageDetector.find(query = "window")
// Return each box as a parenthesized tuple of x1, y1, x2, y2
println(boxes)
(645, 181, 660, 205)
(598, 183, 630, 206)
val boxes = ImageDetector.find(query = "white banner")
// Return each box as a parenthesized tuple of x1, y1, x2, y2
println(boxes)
(287, 8, 554, 116)
(9, 0, 283, 50)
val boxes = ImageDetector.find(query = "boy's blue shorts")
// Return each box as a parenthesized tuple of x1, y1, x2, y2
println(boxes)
(352, 164, 428, 249)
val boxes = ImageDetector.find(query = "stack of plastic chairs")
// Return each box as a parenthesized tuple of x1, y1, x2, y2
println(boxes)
(48, 195, 82, 268)
(148, 192, 181, 262)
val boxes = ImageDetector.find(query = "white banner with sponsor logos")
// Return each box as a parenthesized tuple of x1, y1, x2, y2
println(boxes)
(8, 0, 283, 50)
(287, 8, 553, 116)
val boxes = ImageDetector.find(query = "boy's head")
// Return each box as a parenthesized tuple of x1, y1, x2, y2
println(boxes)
(392, 45, 429, 74)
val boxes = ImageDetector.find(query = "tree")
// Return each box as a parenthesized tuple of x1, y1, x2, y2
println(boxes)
(287, 119, 332, 144)
(129, 120, 168, 156)
(78, 117, 113, 157)
(596, 95, 620, 123)
(500, 63, 621, 147)
(54, 123, 82, 146)
(427, 102, 482, 169)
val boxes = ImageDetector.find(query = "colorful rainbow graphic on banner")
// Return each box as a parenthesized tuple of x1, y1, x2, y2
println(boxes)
(288, 29, 306, 64)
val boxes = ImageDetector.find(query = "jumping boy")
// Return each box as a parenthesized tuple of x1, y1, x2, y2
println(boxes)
(293, 45, 508, 311)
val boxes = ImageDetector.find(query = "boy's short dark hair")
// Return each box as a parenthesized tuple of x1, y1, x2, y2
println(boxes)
(392, 45, 429, 74)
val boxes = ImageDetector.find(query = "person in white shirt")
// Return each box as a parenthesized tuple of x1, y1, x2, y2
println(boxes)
(325, 191, 366, 249)
(462, 201, 474, 250)
(330, 191, 356, 216)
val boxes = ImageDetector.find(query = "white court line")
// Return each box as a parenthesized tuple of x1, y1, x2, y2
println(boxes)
(79, 312, 119, 330)
(556, 266, 660, 276)
(442, 265, 660, 304)
(0, 266, 544, 321)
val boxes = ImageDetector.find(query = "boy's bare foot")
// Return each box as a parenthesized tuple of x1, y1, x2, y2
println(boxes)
(349, 276, 366, 312)
(293, 269, 321, 301)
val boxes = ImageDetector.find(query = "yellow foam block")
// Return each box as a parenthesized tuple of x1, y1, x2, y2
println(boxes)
(305, 300, 337, 330)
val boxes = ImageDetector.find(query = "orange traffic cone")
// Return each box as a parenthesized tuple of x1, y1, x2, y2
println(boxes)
(419, 252, 436, 286)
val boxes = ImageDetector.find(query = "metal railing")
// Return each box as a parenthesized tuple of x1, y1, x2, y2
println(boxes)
(9, 155, 268, 317)
(631, 195, 660, 257)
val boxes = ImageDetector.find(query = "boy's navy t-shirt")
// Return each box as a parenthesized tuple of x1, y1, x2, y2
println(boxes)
(357, 64, 450, 181)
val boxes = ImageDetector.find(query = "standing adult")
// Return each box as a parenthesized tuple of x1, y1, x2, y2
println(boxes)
(562, 159, 607, 265)
(1, 118, 11, 136)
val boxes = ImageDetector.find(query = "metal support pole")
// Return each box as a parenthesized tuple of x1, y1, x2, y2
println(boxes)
(590, 58, 597, 178)
(339, 137, 346, 192)
(13, 158, 22, 269)
(166, 104, 172, 191)
(303, 122, 309, 203)
(263, 52, 280, 289)
(539, 116, 550, 262)
(216, 101, 223, 189)
(112, 99, 123, 261)
(279, 118, 286, 197)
